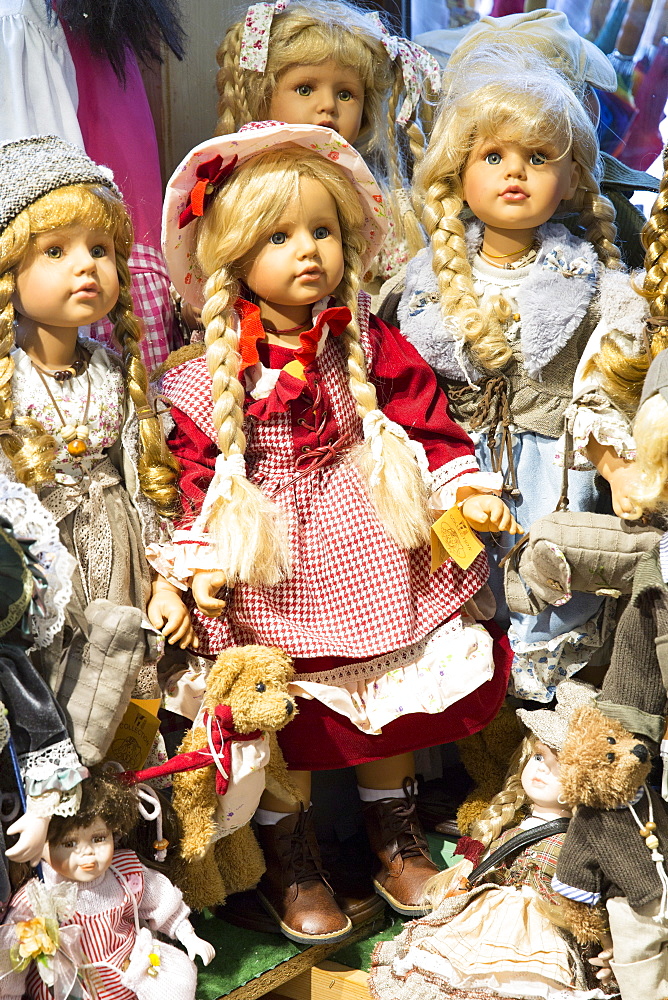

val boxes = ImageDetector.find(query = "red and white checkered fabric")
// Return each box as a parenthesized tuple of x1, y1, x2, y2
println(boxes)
(162, 318, 488, 664)
(91, 243, 175, 372)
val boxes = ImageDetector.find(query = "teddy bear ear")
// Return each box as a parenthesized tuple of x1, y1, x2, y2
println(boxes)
(268, 646, 295, 678)
(210, 648, 246, 690)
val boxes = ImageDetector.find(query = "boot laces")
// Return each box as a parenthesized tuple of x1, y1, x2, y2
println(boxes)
(385, 778, 429, 863)
(284, 808, 331, 888)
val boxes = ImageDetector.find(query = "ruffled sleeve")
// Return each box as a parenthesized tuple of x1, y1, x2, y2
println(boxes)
(0, 0, 82, 146)
(139, 864, 192, 937)
(366, 315, 502, 507)
(566, 267, 647, 466)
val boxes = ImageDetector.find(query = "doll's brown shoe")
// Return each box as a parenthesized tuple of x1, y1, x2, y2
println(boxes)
(256, 806, 353, 945)
(362, 778, 440, 916)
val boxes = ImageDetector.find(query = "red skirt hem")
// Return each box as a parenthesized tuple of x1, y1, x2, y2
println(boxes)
(276, 621, 511, 770)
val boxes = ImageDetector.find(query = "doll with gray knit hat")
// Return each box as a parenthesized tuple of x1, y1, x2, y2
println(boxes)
(369, 681, 612, 1000)
(0, 135, 192, 769)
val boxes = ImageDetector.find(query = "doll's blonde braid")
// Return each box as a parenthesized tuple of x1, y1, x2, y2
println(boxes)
(0, 223, 58, 488)
(577, 179, 621, 269)
(337, 250, 431, 549)
(423, 177, 512, 372)
(643, 146, 668, 317)
(201, 266, 290, 585)
(215, 22, 251, 137)
(108, 257, 180, 516)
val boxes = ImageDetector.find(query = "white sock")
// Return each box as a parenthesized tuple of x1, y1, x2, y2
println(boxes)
(357, 785, 407, 803)
(254, 805, 311, 825)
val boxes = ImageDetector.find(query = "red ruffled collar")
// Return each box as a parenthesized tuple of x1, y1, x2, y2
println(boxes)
(236, 297, 351, 379)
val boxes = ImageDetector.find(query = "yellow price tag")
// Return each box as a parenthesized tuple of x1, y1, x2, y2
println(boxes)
(431, 505, 484, 572)
(105, 700, 161, 770)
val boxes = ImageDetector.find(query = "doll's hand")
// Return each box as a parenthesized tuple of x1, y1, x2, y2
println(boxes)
(607, 462, 642, 520)
(175, 922, 215, 965)
(148, 578, 199, 649)
(460, 494, 522, 534)
(191, 569, 227, 618)
(5, 811, 50, 865)
(588, 932, 614, 984)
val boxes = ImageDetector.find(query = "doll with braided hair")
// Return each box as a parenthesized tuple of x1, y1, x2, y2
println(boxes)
(0, 136, 193, 764)
(568, 144, 668, 523)
(369, 681, 612, 1000)
(150, 122, 520, 945)
(399, 47, 648, 704)
(214, 0, 440, 296)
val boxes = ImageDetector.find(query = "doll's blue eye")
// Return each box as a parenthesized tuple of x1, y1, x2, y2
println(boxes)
(485, 152, 501, 165)
(530, 153, 547, 165)
(91, 245, 106, 258)
(297, 85, 312, 97)
(314, 226, 329, 239)
(270, 232, 287, 245)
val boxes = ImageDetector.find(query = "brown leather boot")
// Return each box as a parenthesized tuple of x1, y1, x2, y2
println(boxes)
(256, 807, 353, 945)
(362, 778, 440, 916)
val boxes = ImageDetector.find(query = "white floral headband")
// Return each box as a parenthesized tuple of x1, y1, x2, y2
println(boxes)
(239, 0, 441, 126)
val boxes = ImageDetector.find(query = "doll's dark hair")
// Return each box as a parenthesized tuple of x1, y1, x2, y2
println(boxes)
(47, 771, 138, 846)
(51, 0, 186, 82)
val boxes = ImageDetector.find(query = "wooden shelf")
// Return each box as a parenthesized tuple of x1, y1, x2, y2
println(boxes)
(269, 961, 371, 1000)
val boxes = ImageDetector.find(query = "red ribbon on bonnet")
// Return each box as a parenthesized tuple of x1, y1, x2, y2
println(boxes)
(178, 154, 238, 228)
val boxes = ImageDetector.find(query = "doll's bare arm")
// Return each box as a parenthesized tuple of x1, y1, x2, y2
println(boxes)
(4, 810, 50, 865)
(460, 494, 522, 535)
(585, 438, 641, 519)
(191, 569, 227, 618)
(174, 921, 216, 964)
(147, 575, 199, 649)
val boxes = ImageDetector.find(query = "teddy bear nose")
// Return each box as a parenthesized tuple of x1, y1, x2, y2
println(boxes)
(631, 743, 649, 763)
(285, 698, 294, 716)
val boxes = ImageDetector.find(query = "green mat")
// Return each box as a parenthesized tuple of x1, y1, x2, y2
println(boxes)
(194, 833, 458, 997)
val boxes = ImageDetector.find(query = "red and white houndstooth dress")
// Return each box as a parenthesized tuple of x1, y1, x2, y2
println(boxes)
(156, 296, 512, 769)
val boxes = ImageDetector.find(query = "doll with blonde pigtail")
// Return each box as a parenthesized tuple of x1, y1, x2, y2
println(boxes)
(369, 680, 614, 1000)
(400, 45, 650, 704)
(0, 770, 215, 1000)
(214, 0, 439, 298)
(0, 136, 195, 770)
(149, 122, 522, 944)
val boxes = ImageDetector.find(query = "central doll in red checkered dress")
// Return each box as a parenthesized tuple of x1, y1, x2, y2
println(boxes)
(148, 122, 519, 944)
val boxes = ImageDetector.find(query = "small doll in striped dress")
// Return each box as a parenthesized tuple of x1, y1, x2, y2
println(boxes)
(0, 772, 215, 1000)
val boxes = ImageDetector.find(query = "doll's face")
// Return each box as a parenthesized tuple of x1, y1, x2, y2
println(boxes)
(241, 176, 345, 313)
(13, 223, 119, 338)
(462, 138, 581, 234)
(43, 817, 115, 882)
(521, 741, 565, 814)
(269, 60, 365, 143)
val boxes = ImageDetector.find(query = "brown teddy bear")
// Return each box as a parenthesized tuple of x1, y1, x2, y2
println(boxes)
(169, 645, 302, 910)
(552, 704, 668, 1000)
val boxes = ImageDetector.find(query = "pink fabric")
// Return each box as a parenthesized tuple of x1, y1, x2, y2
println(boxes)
(91, 243, 174, 370)
(63, 27, 162, 248)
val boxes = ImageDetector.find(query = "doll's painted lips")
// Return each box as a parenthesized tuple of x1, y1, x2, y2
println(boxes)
(79, 863, 97, 871)
(296, 268, 323, 280)
(500, 187, 528, 200)
(73, 283, 99, 297)
(318, 120, 335, 129)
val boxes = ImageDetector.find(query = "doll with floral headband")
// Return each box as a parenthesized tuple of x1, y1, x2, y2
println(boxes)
(369, 680, 612, 1000)
(149, 121, 519, 944)
(214, 0, 440, 297)
(399, 47, 648, 703)
(0, 771, 215, 1000)
(0, 136, 192, 767)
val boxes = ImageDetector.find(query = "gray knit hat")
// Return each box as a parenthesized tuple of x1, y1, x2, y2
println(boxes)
(0, 135, 119, 233)
(516, 679, 598, 751)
